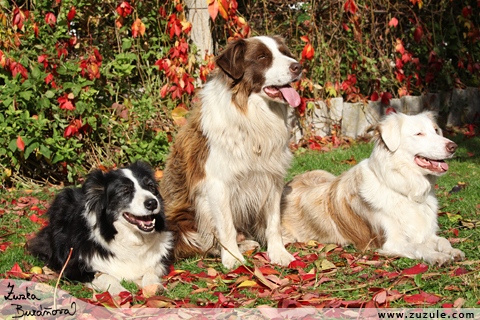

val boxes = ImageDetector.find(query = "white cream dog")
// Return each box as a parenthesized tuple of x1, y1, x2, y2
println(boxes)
(281, 112, 465, 265)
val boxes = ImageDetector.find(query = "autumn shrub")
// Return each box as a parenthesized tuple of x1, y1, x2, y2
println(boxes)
(1, 0, 479, 184)
(0, 0, 212, 185)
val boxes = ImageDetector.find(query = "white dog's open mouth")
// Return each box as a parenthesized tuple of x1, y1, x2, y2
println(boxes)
(263, 84, 301, 107)
(415, 156, 449, 173)
(123, 213, 156, 232)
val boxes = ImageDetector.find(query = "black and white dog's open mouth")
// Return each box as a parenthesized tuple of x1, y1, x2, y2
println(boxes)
(123, 213, 156, 232)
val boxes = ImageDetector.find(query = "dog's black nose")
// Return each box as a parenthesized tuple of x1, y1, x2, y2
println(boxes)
(446, 142, 457, 153)
(289, 62, 302, 76)
(144, 198, 158, 211)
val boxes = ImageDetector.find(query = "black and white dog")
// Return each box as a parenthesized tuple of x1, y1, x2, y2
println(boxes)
(28, 161, 173, 295)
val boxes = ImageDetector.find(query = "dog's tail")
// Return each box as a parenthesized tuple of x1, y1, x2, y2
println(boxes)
(166, 208, 203, 259)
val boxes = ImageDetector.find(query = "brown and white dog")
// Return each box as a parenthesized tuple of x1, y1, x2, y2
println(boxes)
(161, 36, 302, 268)
(281, 112, 465, 265)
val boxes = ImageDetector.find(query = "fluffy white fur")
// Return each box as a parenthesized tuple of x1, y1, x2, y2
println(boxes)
(281, 112, 465, 265)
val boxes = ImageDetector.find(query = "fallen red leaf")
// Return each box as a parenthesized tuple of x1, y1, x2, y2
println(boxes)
(230, 265, 252, 275)
(404, 290, 442, 305)
(454, 268, 469, 276)
(258, 266, 280, 275)
(401, 263, 428, 275)
(10, 262, 23, 273)
(95, 291, 120, 308)
(288, 260, 307, 268)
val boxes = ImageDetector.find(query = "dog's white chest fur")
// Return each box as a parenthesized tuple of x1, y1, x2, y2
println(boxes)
(360, 161, 438, 244)
(201, 77, 292, 220)
(90, 225, 172, 282)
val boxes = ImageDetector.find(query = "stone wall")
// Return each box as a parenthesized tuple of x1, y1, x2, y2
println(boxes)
(291, 87, 480, 141)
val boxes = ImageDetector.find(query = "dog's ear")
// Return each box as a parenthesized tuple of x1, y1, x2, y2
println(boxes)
(378, 113, 402, 152)
(216, 39, 246, 80)
(83, 169, 107, 221)
(423, 111, 443, 136)
(83, 169, 118, 242)
(83, 169, 106, 205)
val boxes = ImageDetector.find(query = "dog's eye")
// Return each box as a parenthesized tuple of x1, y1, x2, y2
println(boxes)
(122, 186, 133, 194)
(257, 55, 266, 60)
(148, 184, 157, 193)
(415, 132, 424, 136)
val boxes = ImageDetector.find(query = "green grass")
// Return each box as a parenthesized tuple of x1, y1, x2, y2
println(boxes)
(1, 133, 479, 308)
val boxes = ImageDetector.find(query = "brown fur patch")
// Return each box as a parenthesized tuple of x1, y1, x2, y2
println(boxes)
(283, 169, 385, 251)
(215, 38, 276, 113)
(271, 36, 296, 59)
(161, 106, 209, 259)
(327, 173, 384, 250)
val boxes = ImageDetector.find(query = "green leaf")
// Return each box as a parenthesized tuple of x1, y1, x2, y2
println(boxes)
(52, 153, 64, 164)
(72, 85, 82, 97)
(45, 91, 55, 98)
(32, 67, 41, 79)
(21, 80, 32, 88)
(3, 98, 13, 107)
(19, 91, 33, 101)
(75, 101, 86, 114)
(413, 273, 423, 287)
(122, 39, 132, 50)
(9, 139, 18, 152)
(39, 98, 50, 109)
(25, 141, 39, 160)
(39, 144, 51, 158)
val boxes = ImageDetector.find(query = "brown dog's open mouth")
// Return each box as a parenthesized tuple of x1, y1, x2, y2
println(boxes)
(263, 84, 301, 107)
(123, 213, 156, 232)
(415, 156, 449, 173)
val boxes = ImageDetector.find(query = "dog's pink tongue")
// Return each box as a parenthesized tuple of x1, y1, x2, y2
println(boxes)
(430, 159, 449, 171)
(279, 85, 301, 107)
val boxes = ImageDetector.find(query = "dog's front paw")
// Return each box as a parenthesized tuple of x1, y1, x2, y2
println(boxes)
(141, 273, 166, 292)
(447, 248, 465, 261)
(424, 252, 453, 266)
(268, 248, 295, 266)
(238, 240, 260, 253)
(91, 274, 128, 296)
(221, 251, 245, 269)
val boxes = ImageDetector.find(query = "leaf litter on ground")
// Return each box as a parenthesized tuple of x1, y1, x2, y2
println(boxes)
(1, 189, 479, 309)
